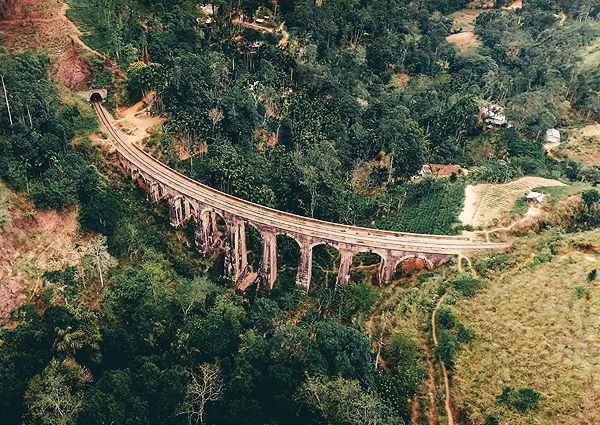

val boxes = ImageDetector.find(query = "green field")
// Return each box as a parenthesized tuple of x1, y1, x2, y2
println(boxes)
(375, 182, 466, 235)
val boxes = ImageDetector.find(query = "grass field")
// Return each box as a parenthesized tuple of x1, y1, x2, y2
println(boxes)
(453, 229, 600, 424)
(577, 27, 600, 70)
(559, 124, 600, 167)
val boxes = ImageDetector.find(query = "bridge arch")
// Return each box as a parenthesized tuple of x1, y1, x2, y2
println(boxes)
(350, 250, 384, 286)
(393, 254, 433, 279)
(310, 242, 341, 290)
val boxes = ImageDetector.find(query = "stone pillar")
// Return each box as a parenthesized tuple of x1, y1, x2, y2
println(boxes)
(296, 242, 313, 291)
(224, 218, 248, 283)
(183, 199, 192, 223)
(168, 197, 184, 227)
(195, 211, 218, 254)
(256, 230, 277, 292)
(336, 249, 354, 288)
(378, 256, 396, 286)
(148, 182, 161, 203)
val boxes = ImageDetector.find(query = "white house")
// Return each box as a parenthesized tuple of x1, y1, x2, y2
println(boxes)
(481, 104, 507, 126)
(526, 192, 546, 204)
(546, 128, 561, 144)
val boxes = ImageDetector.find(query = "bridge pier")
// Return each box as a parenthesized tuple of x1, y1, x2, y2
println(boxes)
(336, 250, 354, 288)
(224, 218, 248, 283)
(256, 230, 277, 292)
(296, 242, 313, 291)
(148, 182, 163, 203)
(168, 197, 184, 227)
(378, 256, 396, 286)
(195, 210, 219, 254)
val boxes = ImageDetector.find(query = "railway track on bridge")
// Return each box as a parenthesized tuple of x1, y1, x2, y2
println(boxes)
(93, 102, 508, 290)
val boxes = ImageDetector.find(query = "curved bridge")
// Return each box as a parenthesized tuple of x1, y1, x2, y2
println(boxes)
(93, 102, 507, 291)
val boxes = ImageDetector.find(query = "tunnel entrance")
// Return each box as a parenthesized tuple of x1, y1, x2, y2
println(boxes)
(90, 92, 103, 103)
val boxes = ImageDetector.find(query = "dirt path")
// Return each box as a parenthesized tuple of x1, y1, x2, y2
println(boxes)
(417, 334, 441, 425)
(431, 293, 455, 425)
(233, 17, 290, 47)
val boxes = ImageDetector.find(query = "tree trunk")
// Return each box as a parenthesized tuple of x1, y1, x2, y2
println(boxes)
(1, 74, 13, 125)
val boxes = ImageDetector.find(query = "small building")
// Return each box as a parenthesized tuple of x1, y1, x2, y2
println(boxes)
(420, 164, 467, 178)
(546, 128, 561, 144)
(526, 192, 546, 204)
(480, 104, 507, 126)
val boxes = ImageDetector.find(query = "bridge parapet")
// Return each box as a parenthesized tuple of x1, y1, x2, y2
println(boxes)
(102, 104, 506, 293)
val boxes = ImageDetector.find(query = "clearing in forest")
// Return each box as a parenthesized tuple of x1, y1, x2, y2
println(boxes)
(559, 124, 600, 166)
(450, 8, 485, 31)
(453, 229, 600, 424)
(447, 7, 484, 51)
(446, 31, 481, 51)
(0, 183, 90, 319)
(0, 0, 118, 87)
(459, 177, 566, 228)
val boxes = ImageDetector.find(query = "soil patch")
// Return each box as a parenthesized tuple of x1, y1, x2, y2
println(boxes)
(114, 99, 166, 142)
(447, 31, 481, 51)
(0, 186, 90, 319)
(459, 176, 566, 228)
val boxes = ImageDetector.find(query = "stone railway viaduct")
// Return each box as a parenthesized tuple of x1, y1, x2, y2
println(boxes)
(92, 100, 508, 292)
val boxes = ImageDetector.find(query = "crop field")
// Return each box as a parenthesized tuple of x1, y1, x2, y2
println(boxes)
(460, 177, 566, 228)
(377, 183, 465, 235)
(453, 229, 600, 424)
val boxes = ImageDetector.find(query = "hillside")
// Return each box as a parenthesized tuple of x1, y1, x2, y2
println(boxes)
(1, 1, 600, 425)
(454, 229, 600, 424)
(0, 183, 89, 318)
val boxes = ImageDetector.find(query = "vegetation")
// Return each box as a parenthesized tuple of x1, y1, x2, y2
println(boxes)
(1, 0, 600, 424)
(454, 229, 600, 424)
(64, 0, 600, 232)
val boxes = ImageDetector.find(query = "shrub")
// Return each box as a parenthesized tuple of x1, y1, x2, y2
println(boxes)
(451, 275, 484, 297)
(574, 286, 589, 300)
(588, 269, 597, 283)
(496, 386, 542, 412)
(473, 253, 516, 278)
(456, 323, 473, 343)
(484, 416, 499, 425)
(436, 329, 457, 367)
(0, 208, 10, 228)
(436, 307, 455, 330)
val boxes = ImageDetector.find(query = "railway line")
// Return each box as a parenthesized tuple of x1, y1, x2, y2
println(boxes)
(93, 102, 508, 256)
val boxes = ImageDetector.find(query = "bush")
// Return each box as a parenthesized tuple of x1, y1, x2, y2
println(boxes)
(451, 275, 484, 297)
(496, 386, 542, 412)
(473, 253, 516, 278)
(484, 416, 499, 425)
(0, 208, 10, 228)
(574, 286, 589, 300)
(436, 329, 457, 367)
(588, 269, 597, 283)
(456, 323, 473, 343)
(436, 307, 456, 330)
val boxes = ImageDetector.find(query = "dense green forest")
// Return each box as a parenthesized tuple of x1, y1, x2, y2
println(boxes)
(1, 0, 600, 424)
(68, 0, 600, 229)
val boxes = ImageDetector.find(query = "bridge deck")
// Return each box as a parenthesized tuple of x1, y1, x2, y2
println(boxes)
(94, 103, 508, 255)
